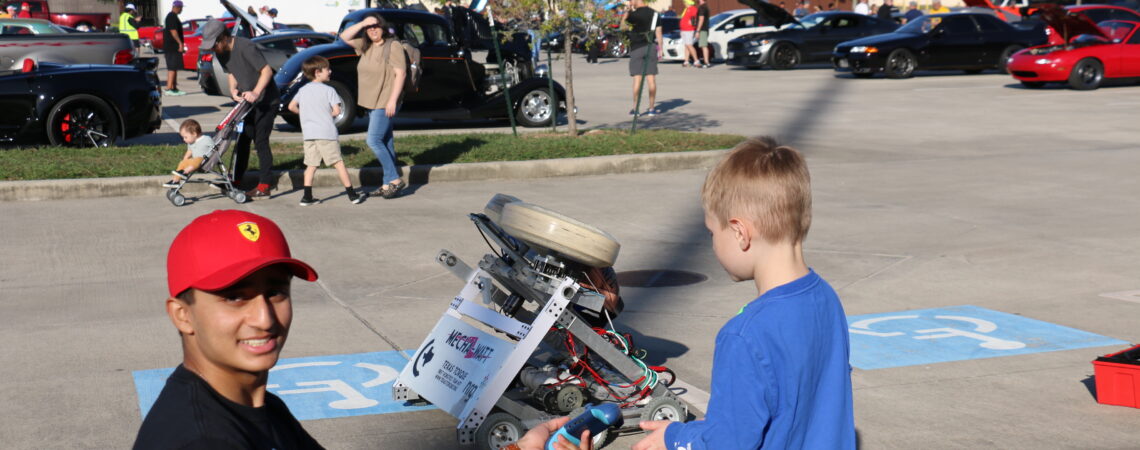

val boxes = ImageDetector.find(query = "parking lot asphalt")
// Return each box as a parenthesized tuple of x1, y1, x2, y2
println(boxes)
(5, 52, 1140, 449)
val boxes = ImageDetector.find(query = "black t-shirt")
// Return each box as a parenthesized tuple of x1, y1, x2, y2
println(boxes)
(698, 4, 711, 31)
(625, 6, 659, 49)
(877, 4, 892, 20)
(219, 37, 278, 100)
(163, 12, 183, 52)
(133, 365, 323, 450)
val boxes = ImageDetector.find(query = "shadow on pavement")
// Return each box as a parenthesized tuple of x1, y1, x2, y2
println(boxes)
(163, 105, 221, 119)
(1081, 375, 1097, 401)
(596, 109, 722, 132)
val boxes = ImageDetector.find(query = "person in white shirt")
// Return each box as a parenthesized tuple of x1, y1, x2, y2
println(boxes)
(854, 0, 871, 15)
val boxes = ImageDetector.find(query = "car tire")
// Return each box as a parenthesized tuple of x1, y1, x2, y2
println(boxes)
(474, 412, 524, 450)
(1020, 81, 1045, 89)
(327, 80, 357, 133)
(769, 42, 800, 70)
(46, 94, 120, 148)
(884, 49, 916, 79)
(1068, 58, 1103, 90)
(996, 45, 1022, 74)
(283, 114, 301, 129)
(515, 87, 555, 128)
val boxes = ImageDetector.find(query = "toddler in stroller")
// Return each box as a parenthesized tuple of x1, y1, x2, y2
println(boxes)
(162, 120, 214, 188)
(163, 101, 254, 207)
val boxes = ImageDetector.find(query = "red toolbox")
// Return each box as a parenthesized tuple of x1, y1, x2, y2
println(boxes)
(1093, 344, 1140, 408)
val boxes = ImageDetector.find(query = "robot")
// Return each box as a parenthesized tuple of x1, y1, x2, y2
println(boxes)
(393, 194, 688, 449)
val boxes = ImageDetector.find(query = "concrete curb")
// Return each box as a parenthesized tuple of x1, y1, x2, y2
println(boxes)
(0, 149, 729, 202)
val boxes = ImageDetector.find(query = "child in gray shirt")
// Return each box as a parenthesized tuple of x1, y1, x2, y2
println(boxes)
(287, 56, 362, 205)
(163, 119, 214, 188)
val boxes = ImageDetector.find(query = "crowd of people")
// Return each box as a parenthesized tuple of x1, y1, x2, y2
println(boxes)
(0, 2, 31, 18)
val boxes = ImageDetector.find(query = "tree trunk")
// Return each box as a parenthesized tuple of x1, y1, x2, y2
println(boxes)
(564, 24, 577, 137)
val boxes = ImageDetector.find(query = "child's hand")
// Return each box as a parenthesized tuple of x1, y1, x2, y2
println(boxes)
(631, 420, 671, 450)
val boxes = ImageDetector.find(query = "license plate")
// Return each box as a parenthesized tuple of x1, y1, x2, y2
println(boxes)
(838, 58, 849, 68)
(727, 51, 735, 60)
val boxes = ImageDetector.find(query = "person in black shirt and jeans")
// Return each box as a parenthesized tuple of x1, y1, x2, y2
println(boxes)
(622, 0, 664, 116)
(162, 1, 186, 96)
(200, 19, 279, 199)
(134, 210, 322, 449)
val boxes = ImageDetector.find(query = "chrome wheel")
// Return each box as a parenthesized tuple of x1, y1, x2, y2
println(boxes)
(516, 89, 553, 127)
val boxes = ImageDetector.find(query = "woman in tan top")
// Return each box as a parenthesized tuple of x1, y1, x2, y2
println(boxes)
(340, 14, 407, 198)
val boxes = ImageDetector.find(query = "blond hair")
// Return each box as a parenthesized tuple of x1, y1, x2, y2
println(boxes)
(701, 136, 812, 244)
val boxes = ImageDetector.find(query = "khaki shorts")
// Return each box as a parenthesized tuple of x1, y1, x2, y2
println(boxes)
(303, 139, 343, 167)
(698, 30, 709, 47)
(175, 156, 204, 173)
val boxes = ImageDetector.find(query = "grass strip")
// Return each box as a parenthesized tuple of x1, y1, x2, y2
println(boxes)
(0, 130, 744, 181)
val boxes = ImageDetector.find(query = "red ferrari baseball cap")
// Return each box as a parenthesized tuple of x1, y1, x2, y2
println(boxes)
(167, 210, 318, 297)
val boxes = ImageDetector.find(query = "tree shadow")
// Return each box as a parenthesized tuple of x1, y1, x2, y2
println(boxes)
(405, 137, 488, 166)
(598, 110, 721, 132)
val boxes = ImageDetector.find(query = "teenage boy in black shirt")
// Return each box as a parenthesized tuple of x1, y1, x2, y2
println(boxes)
(200, 19, 279, 199)
(622, 0, 664, 116)
(134, 210, 322, 449)
(162, 1, 186, 96)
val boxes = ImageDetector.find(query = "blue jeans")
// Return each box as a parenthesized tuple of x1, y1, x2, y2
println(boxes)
(528, 29, 541, 63)
(367, 108, 399, 185)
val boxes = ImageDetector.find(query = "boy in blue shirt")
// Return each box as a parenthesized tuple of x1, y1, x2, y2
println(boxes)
(287, 55, 363, 206)
(634, 137, 855, 450)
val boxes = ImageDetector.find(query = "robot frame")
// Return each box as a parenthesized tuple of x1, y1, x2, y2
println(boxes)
(392, 194, 689, 449)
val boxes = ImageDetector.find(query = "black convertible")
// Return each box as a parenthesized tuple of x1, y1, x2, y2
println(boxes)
(276, 8, 563, 132)
(727, 10, 898, 69)
(832, 12, 1048, 78)
(0, 58, 161, 147)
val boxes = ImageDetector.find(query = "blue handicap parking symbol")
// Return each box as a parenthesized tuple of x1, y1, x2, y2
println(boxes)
(848, 305, 1127, 370)
(133, 351, 436, 420)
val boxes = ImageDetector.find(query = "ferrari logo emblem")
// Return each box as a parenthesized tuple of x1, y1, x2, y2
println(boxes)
(237, 222, 260, 242)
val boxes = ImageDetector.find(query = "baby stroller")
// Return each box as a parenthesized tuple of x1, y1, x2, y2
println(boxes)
(164, 100, 253, 207)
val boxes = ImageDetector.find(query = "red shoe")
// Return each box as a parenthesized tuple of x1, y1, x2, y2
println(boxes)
(245, 186, 271, 198)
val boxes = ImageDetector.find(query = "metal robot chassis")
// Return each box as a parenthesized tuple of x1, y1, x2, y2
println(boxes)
(392, 195, 688, 449)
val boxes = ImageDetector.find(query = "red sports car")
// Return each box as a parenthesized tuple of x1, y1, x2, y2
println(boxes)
(1007, 7, 1140, 90)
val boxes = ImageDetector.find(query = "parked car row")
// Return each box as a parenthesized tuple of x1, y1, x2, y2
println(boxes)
(699, 0, 1140, 91)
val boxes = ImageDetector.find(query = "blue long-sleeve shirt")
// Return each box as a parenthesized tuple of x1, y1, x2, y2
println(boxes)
(664, 270, 855, 449)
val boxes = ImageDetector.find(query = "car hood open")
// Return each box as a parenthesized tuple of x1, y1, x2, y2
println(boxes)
(738, 0, 799, 27)
(1037, 4, 1106, 41)
(221, 0, 274, 37)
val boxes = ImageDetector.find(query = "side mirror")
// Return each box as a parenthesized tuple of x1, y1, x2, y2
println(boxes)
(724, 24, 735, 31)
(932, 27, 945, 37)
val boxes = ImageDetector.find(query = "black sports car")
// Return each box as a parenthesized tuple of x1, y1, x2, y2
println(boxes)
(276, 9, 565, 132)
(0, 58, 161, 147)
(727, 11, 898, 69)
(832, 12, 1048, 78)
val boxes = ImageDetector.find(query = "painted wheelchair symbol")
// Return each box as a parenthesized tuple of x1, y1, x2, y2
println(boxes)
(849, 314, 1026, 350)
(266, 361, 400, 410)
